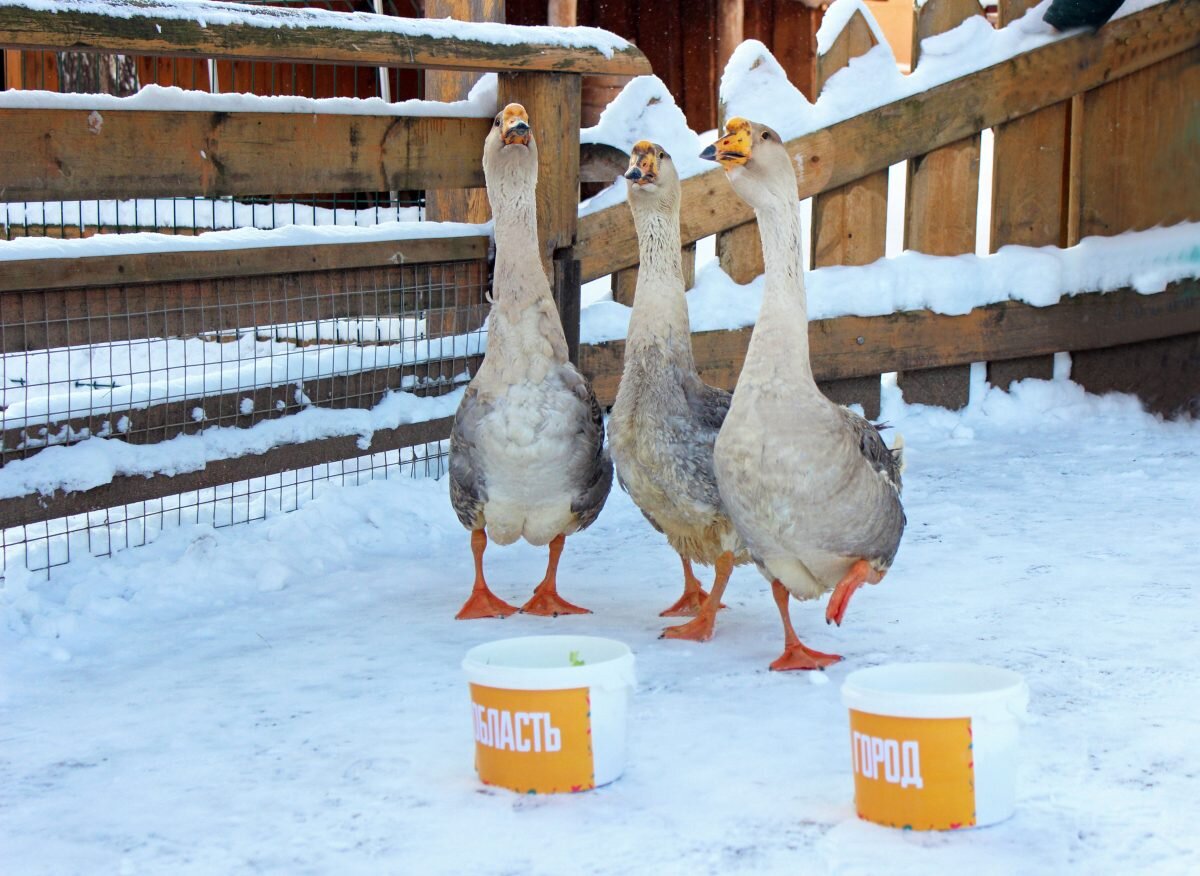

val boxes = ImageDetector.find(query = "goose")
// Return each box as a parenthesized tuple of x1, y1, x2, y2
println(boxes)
(700, 118, 905, 670)
(609, 141, 748, 635)
(448, 103, 613, 619)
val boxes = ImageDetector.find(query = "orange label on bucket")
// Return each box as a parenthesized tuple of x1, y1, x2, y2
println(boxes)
(848, 710, 975, 830)
(469, 683, 594, 794)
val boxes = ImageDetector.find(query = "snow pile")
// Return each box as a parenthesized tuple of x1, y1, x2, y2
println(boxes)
(580, 221, 1200, 344)
(2, 376, 1198, 873)
(1, 0, 635, 57)
(0, 386, 464, 501)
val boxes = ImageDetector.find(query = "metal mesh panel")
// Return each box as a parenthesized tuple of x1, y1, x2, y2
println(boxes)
(0, 257, 488, 575)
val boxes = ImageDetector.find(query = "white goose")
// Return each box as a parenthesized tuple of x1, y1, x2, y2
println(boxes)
(701, 118, 905, 670)
(609, 141, 747, 635)
(448, 103, 613, 619)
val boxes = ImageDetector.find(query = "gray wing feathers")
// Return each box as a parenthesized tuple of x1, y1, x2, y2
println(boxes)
(448, 386, 487, 530)
(566, 366, 614, 531)
(836, 407, 906, 567)
(845, 409, 904, 494)
(683, 375, 732, 434)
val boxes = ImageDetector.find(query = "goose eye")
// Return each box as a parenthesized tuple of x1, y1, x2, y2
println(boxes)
(761, 131, 771, 141)
(493, 117, 501, 127)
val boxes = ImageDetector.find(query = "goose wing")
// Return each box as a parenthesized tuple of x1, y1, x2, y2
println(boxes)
(565, 365, 614, 531)
(448, 385, 488, 529)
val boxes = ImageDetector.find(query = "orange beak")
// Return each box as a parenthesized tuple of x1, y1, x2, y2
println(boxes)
(624, 140, 660, 186)
(700, 117, 752, 168)
(500, 103, 531, 146)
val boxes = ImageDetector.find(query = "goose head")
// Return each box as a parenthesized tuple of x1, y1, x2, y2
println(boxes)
(482, 103, 538, 196)
(700, 117, 796, 211)
(624, 140, 680, 211)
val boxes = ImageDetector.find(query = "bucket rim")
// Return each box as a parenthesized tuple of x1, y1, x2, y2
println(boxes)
(841, 661, 1028, 718)
(462, 635, 636, 691)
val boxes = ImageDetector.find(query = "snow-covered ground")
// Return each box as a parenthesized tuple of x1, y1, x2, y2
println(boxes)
(2, 378, 1198, 875)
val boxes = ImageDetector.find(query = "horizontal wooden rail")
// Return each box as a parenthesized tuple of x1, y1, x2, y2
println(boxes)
(0, 0, 651, 75)
(0, 235, 488, 293)
(0, 109, 491, 202)
(0, 415, 455, 530)
(580, 280, 1200, 405)
(577, 0, 1200, 281)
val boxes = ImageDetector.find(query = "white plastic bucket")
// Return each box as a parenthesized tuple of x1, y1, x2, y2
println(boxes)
(841, 662, 1029, 830)
(462, 635, 636, 794)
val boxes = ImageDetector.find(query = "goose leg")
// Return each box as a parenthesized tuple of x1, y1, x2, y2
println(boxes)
(659, 555, 726, 617)
(660, 550, 734, 641)
(825, 559, 883, 627)
(769, 580, 842, 671)
(520, 534, 591, 616)
(455, 529, 518, 619)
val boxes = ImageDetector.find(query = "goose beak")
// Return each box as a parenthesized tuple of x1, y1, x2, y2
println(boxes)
(500, 103, 531, 146)
(701, 118, 752, 168)
(625, 140, 659, 186)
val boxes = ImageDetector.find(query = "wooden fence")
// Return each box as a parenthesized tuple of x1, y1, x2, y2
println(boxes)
(0, 0, 1197, 571)
(576, 0, 1200, 417)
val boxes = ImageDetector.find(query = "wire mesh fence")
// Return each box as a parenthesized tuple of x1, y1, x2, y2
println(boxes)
(0, 253, 489, 575)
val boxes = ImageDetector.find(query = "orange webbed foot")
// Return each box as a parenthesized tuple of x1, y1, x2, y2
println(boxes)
(520, 590, 591, 617)
(660, 588, 726, 617)
(660, 612, 717, 642)
(769, 642, 843, 671)
(456, 588, 518, 620)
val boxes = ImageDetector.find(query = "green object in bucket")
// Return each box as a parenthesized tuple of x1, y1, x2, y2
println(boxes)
(568, 650, 586, 667)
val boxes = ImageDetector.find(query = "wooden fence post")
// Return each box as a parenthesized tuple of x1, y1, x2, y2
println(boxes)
(986, 0, 1063, 390)
(1067, 47, 1200, 416)
(423, 0, 503, 225)
(896, 0, 983, 410)
(498, 71, 583, 363)
(810, 7, 887, 419)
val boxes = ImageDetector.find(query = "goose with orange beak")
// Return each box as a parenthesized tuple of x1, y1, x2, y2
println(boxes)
(448, 103, 613, 619)
(700, 118, 906, 670)
(609, 141, 748, 631)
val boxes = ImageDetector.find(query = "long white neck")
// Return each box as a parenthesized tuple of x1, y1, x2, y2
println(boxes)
(627, 196, 694, 369)
(745, 194, 815, 387)
(491, 174, 553, 310)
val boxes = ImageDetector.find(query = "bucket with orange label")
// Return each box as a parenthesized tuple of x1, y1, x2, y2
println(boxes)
(841, 662, 1028, 830)
(462, 635, 636, 794)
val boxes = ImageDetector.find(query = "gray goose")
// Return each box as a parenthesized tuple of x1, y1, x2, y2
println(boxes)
(701, 117, 905, 670)
(609, 141, 748, 636)
(448, 103, 613, 619)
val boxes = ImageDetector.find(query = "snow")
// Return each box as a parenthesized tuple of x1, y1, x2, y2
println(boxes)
(579, 221, 1200, 345)
(2, 377, 1199, 874)
(0, 76, 499, 117)
(0, 219, 487, 263)
(0, 0, 634, 57)
(0, 387, 464, 500)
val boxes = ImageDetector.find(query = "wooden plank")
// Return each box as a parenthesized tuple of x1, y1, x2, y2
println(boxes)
(681, 0, 718, 132)
(0, 236, 489, 293)
(986, 0, 1065, 390)
(716, 221, 764, 285)
(0, 0, 653, 76)
(811, 9, 887, 268)
(579, 280, 1200, 406)
(0, 260, 489, 351)
(898, 0, 982, 409)
(0, 108, 491, 202)
(576, 0, 1200, 282)
(1071, 333, 1200, 418)
(0, 416, 457, 531)
(818, 375, 881, 420)
(422, 0, 502, 225)
(612, 266, 638, 307)
(1076, 48, 1200, 238)
(717, 0, 745, 79)
(771, 0, 819, 100)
